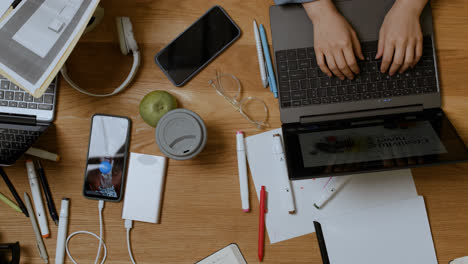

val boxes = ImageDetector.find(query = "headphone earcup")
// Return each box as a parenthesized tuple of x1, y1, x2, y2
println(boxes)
(116, 17, 138, 56)
(84, 6, 105, 34)
(116, 17, 129, 55)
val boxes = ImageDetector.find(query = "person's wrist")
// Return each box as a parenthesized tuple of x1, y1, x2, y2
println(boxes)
(394, 0, 428, 16)
(303, 0, 338, 22)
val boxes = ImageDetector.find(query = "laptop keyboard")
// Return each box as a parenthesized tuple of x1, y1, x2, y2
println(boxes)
(0, 128, 41, 164)
(276, 36, 438, 108)
(0, 75, 57, 111)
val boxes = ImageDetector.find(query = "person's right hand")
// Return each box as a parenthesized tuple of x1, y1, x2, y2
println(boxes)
(303, 0, 364, 80)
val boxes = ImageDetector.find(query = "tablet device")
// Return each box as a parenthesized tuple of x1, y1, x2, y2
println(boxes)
(155, 6, 241, 87)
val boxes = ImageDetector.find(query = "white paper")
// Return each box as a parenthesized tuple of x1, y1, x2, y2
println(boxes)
(245, 128, 418, 244)
(319, 196, 438, 264)
(0, 0, 13, 19)
(13, 0, 83, 58)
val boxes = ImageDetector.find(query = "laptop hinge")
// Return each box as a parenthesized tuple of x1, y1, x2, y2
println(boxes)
(0, 113, 36, 126)
(300, 105, 424, 124)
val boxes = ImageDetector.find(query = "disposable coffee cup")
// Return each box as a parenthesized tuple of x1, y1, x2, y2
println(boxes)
(155, 109, 207, 160)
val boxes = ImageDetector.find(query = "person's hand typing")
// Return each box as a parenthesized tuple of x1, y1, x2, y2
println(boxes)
(376, 0, 428, 75)
(303, 0, 364, 80)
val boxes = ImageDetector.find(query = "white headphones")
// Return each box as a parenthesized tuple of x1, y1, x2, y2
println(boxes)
(451, 257, 468, 264)
(61, 14, 141, 97)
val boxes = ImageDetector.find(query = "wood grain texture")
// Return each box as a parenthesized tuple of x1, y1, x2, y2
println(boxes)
(1, 0, 468, 263)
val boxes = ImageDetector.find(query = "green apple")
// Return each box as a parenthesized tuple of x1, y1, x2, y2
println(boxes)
(139, 91, 177, 127)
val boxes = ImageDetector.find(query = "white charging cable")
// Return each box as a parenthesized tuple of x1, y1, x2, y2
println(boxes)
(66, 200, 107, 264)
(125, 219, 137, 264)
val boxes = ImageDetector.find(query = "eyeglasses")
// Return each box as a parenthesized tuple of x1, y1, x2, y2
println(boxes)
(209, 71, 269, 129)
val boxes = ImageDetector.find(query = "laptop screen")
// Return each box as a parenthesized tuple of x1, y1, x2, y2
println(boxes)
(283, 109, 468, 180)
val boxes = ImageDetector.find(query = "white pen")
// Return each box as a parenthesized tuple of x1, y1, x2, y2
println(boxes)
(314, 176, 352, 209)
(272, 134, 296, 214)
(24, 193, 49, 264)
(26, 160, 50, 238)
(237, 131, 250, 212)
(55, 198, 70, 264)
(253, 20, 268, 88)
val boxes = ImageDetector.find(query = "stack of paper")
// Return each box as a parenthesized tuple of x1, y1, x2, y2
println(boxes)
(0, 0, 100, 97)
(245, 128, 438, 262)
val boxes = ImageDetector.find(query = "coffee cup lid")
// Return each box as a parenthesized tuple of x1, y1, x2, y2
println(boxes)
(155, 109, 207, 160)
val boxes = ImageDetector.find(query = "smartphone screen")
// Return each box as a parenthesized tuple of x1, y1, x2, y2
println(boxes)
(155, 6, 241, 86)
(83, 114, 131, 201)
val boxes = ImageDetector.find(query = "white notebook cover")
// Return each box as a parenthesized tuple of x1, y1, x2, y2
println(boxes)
(317, 196, 438, 264)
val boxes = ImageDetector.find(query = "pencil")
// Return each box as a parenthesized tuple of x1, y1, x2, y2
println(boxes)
(0, 192, 22, 213)
(0, 167, 29, 217)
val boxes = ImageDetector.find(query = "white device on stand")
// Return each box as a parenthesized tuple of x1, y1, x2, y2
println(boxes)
(61, 11, 141, 97)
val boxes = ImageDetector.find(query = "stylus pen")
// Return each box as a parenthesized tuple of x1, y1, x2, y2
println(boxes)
(254, 20, 268, 88)
(259, 24, 278, 98)
(24, 192, 49, 264)
(0, 167, 29, 217)
(236, 131, 250, 212)
(55, 198, 70, 264)
(26, 160, 50, 238)
(35, 160, 59, 225)
(272, 134, 296, 214)
(314, 176, 352, 209)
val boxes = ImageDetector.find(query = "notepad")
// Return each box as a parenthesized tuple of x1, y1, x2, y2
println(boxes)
(195, 244, 247, 264)
(245, 128, 418, 244)
(315, 196, 437, 264)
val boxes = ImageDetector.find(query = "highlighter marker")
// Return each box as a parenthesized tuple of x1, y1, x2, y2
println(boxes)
(314, 176, 352, 209)
(237, 131, 250, 212)
(272, 134, 296, 214)
(55, 198, 70, 264)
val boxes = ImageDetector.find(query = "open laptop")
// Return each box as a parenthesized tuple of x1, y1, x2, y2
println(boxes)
(270, 0, 468, 179)
(0, 75, 58, 166)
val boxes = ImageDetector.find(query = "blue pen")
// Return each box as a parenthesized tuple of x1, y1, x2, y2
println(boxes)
(259, 24, 278, 98)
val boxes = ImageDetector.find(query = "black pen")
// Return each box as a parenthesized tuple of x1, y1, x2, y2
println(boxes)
(0, 167, 29, 217)
(35, 160, 59, 225)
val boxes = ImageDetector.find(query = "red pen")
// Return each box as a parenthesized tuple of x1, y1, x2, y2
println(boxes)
(258, 186, 266, 262)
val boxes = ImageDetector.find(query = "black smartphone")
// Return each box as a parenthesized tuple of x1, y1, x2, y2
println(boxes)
(82, 114, 131, 202)
(155, 6, 241, 87)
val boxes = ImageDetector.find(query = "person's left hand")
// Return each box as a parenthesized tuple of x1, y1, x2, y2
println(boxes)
(376, 0, 427, 75)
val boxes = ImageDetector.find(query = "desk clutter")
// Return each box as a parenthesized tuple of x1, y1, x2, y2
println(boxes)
(0, 0, 468, 263)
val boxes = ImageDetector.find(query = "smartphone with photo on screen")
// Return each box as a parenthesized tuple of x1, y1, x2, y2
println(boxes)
(82, 114, 131, 202)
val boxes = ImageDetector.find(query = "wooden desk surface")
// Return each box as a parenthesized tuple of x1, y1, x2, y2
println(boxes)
(1, 0, 468, 263)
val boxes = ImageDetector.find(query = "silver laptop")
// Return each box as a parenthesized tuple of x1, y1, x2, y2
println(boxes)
(0, 76, 58, 166)
(270, 0, 468, 179)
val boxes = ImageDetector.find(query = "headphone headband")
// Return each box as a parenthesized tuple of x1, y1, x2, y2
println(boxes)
(61, 17, 140, 97)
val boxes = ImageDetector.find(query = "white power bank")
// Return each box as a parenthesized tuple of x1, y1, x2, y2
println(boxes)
(122, 153, 167, 224)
